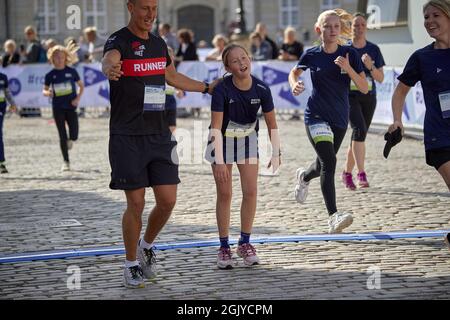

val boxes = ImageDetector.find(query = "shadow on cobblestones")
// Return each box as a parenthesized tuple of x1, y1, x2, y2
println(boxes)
(1, 245, 449, 300)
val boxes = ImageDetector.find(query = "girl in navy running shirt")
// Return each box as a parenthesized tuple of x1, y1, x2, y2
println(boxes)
(206, 44, 281, 269)
(390, 0, 450, 191)
(289, 9, 368, 234)
(43, 44, 84, 172)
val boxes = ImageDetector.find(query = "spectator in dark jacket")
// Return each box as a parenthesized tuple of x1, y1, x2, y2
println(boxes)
(250, 32, 273, 61)
(255, 23, 279, 59)
(22, 26, 44, 64)
(1, 40, 20, 67)
(279, 27, 304, 61)
(175, 29, 198, 64)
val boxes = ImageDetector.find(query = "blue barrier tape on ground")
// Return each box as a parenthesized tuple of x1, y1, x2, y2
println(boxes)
(0, 230, 449, 264)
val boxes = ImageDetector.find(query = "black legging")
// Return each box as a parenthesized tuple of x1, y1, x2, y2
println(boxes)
(349, 94, 377, 142)
(53, 107, 78, 162)
(304, 124, 347, 215)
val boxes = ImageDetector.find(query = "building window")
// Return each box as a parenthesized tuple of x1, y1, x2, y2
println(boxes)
(279, 0, 299, 28)
(35, 0, 59, 35)
(321, 0, 341, 11)
(83, 0, 108, 33)
(358, 0, 408, 28)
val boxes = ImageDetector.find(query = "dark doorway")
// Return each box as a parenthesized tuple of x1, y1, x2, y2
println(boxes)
(177, 5, 214, 45)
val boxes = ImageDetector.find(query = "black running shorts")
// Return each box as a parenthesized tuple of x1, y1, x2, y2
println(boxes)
(426, 147, 450, 171)
(109, 134, 180, 190)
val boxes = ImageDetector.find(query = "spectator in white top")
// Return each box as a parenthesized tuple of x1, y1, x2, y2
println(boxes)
(82, 27, 104, 62)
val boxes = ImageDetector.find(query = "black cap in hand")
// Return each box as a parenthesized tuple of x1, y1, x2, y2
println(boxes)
(383, 127, 403, 159)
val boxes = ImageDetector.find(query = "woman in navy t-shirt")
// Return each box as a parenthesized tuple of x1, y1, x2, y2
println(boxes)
(342, 13, 386, 190)
(206, 44, 281, 269)
(390, 0, 450, 191)
(43, 44, 84, 172)
(289, 9, 368, 234)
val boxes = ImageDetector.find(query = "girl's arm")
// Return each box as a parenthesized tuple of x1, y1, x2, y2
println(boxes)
(389, 82, 411, 134)
(264, 110, 281, 172)
(289, 67, 305, 96)
(71, 80, 84, 107)
(4, 88, 16, 109)
(335, 53, 369, 94)
(210, 111, 229, 183)
(43, 85, 53, 97)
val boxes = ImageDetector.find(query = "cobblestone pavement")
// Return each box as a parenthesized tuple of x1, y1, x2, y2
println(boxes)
(0, 115, 449, 300)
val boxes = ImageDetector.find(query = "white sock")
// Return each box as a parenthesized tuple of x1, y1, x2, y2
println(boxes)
(139, 238, 153, 250)
(124, 260, 139, 268)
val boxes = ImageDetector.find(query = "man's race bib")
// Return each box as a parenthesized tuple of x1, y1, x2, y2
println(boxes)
(224, 121, 257, 139)
(53, 82, 73, 97)
(144, 85, 165, 111)
(309, 122, 334, 144)
(0, 90, 5, 103)
(351, 76, 373, 92)
(439, 90, 450, 119)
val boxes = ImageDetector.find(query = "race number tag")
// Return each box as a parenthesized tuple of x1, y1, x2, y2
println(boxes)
(144, 85, 165, 111)
(53, 82, 73, 97)
(439, 91, 450, 119)
(0, 90, 5, 103)
(351, 76, 373, 92)
(309, 122, 334, 144)
(224, 121, 257, 138)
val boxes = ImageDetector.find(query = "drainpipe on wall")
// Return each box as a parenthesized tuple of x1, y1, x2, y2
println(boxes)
(5, 0, 11, 38)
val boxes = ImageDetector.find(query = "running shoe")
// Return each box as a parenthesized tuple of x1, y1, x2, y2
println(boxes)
(294, 168, 309, 204)
(61, 161, 70, 172)
(137, 244, 157, 279)
(217, 247, 234, 270)
(0, 163, 8, 174)
(236, 243, 260, 266)
(342, 172, 356, 191)
(123, 265, 145, 289)
(357, 171, 370, 188)
(328, 212, 354, 234)
(67, 140, 74, 150)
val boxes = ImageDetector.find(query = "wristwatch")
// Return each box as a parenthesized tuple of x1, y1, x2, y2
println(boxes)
(202, 82, 210, 94)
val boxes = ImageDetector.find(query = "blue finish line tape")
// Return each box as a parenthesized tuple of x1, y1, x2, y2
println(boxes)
(1, 229, 449, 264)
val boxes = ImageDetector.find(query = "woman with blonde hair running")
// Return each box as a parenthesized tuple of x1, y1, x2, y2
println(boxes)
(289, 9, 368, 233)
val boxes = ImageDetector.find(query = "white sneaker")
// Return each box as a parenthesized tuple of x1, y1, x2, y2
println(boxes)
(67, 140, 74, 150)
(137, 244, 157, 279)
(123, 265, 145, 289)
(294, 168, 309, 204)
(328, 212, 354, 234)
(61, 161, 70, 172)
